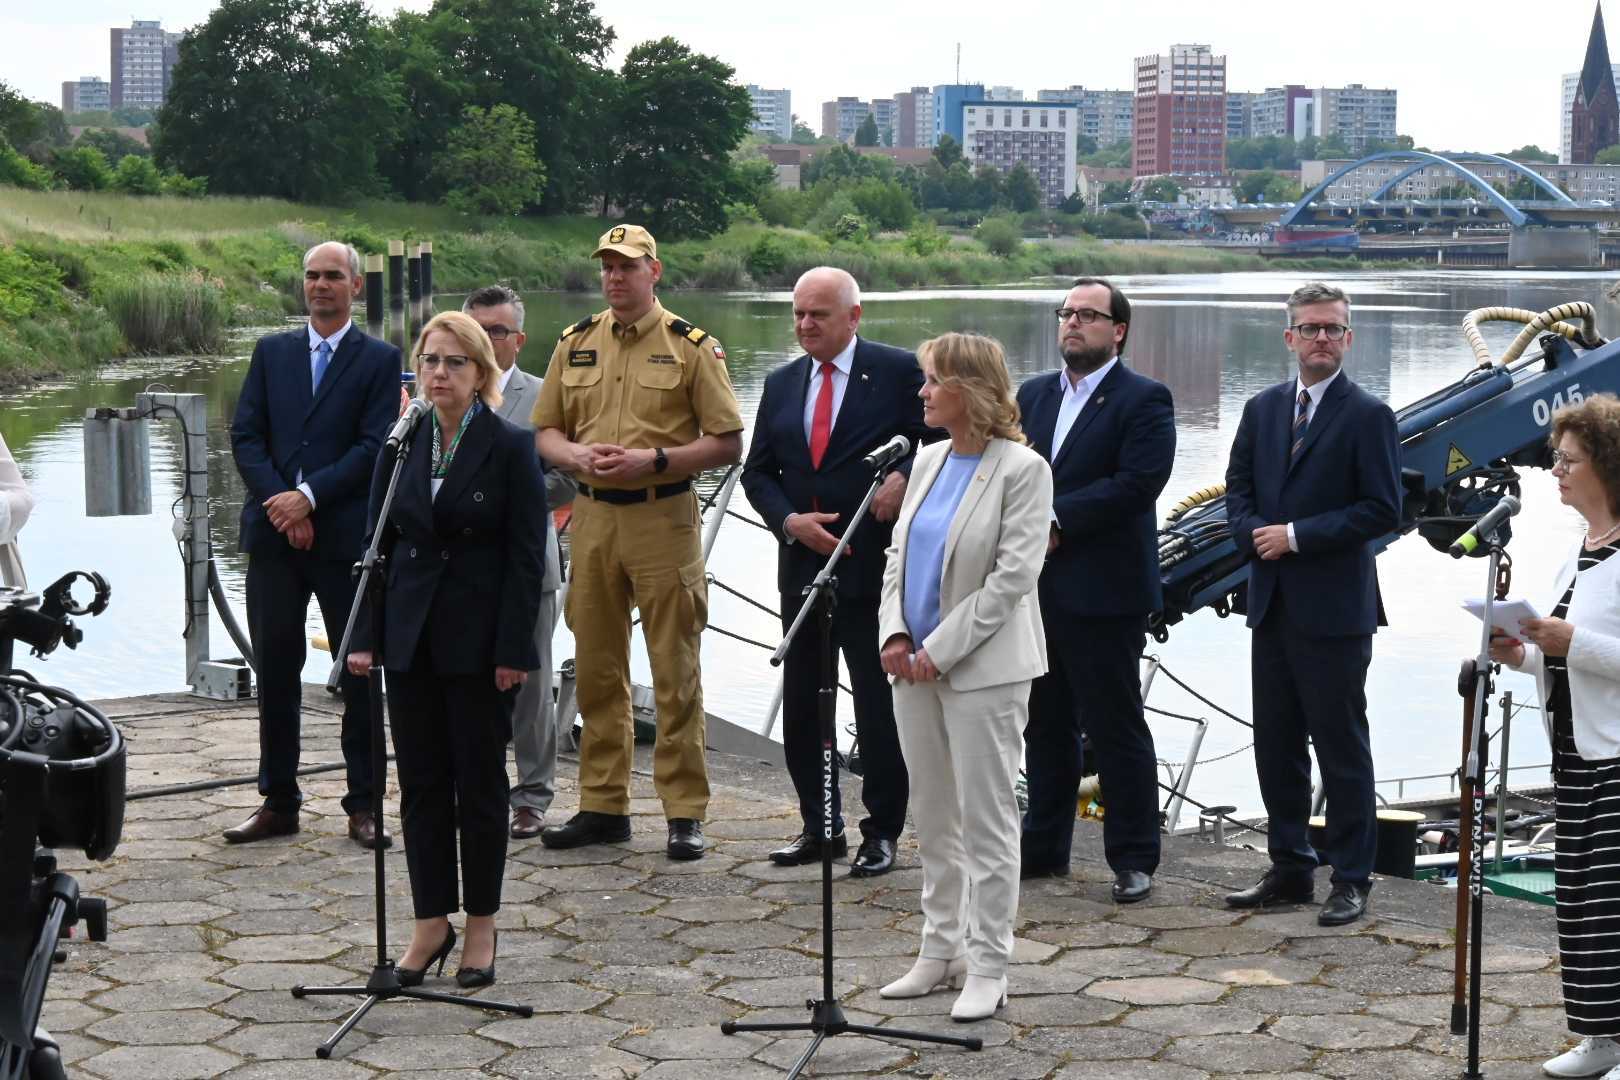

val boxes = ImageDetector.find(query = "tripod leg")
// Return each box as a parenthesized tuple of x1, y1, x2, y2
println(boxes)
(783, 1032, 828, 1080)
(315, 994, 380, 1059)
(842, 1021, 982, 1050)
(400, 988, 533, 1017)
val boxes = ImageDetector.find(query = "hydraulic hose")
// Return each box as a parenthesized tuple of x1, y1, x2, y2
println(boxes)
(207, 557, 254, 670)
(1163, 484, 1225, 526)
(1460, 303, 1604, 367)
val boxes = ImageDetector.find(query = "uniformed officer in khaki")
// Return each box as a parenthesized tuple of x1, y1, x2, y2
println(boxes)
(533, 225, 743, 861)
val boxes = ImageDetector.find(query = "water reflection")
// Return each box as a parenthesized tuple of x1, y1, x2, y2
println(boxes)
(7, 271, 1618, 813)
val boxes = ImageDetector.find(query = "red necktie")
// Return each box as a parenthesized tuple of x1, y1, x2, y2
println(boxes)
(809, 361, 836, 469)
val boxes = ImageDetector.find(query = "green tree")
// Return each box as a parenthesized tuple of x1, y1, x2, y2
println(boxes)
(727, 157, 778, 211)
(162, 170, 208, 197)
(1596, 144, 1620, 165)
(375, 10, 468, 202)
(75, 127, 149, 160)
(110, 153, 164, 195)
(1140, 177, 1180, 203)
(847, 177, 915, 230)
(789, 116, 819, 144)
(1004, 162, 1041, 212)
(154, 0, 400, 201)
(1099, 179, 1133, 205)
(434, 104, 546, 215)
(803, 143, 892, 186)
(853, 113, 879, 147)
(0, 137, 51, 189)
(975, 215, 1022, 257)
(1075, 134, 1098, 157)
(932, 133, 963, 168)
(51, 145, 112, 190)
(1079, 139, 1131, 167)
(0, 82, 47, 151)
(605, 37, 754, 237)
(1263, 174, 1301, 202)
(425, 0, 615, 213)
(971, 162, 1002, 210)
(1501, 144, 1557, 163)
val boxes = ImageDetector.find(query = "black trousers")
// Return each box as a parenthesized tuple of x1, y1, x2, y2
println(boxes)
(1022, 614, 1161, 875)
(385, 655, 514, 919)
(244, 548, 372, 814)
(779, 596, 908, 841)
(1251, 605, 1376, 884)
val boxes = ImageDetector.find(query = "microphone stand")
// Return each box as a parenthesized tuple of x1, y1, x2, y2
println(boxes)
(292, 420, 532, 1060)
(721, 458, 981, 1076)
(1454, 535, 1509, 1080)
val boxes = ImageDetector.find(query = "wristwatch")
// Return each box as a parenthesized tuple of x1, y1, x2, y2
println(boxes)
(653, 447, 669, 474)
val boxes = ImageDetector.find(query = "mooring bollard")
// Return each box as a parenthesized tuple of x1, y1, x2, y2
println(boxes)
(364, 253, 384, 340)
(387, 239, 406, 351)
(419, 240, 433, 325)
(407, 245, 422, 344)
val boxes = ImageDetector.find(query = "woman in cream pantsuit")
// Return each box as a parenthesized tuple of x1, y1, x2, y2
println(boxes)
(877, 332, 1053, 1023)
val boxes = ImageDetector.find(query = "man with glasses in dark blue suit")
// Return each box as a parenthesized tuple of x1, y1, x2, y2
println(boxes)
(1016, 278, 1175, 904)
(1223, 282, 1401, 927)
(225, 241, 402, 850)
(742, 266, 933, 877)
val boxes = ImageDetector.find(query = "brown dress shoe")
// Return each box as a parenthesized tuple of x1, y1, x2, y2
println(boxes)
(222, 805, 299, 844)
(510, 807, 544, 839)
(347, 811, 392, 850)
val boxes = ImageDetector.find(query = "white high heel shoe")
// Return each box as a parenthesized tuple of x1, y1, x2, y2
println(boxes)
(880, 955, 967, 999)
(950, 974, 1008, 1021)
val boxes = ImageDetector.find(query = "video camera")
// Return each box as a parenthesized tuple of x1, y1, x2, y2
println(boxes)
(0, 572, 120, 1080)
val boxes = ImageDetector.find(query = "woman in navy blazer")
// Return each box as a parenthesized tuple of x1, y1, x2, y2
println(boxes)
(348, 311, 546, 989)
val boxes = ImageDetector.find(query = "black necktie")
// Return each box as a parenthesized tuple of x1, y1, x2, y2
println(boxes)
(1290, 388, 1310, 461)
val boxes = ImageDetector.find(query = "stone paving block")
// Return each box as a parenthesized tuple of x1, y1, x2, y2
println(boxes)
(109, 900, 230, 927)
(477, 1011, 632, 1049)
(554, 912, 681, 941)
(1183, 953, 1323, 986)
(1315, 959, 1457, 995)
(712, 974, 828, 1008)
(493, 954, 593, 983)
(1113, 905, 1245, 930)
(78, 1044, 240, 1080)
(659, 896, 778, 924)
(691, 947, 819, 979)
(1015, 893, 1117, 924)
(89, 951, 229, 983)
(1364, 992, 1512, 1026)
(215, 1021, 371, 1060)
(1225, 984, 1367, 1017)
(636, 1061, 784, 1080)
(218, 1060, 375, 1080)
(106, 876, 221, 902)
(36, 998, 105, 1034)
(1268, 1012, 1420, 1050)
(95, 924, 209, 953)
(1051, 944, 1188, 979)
(586, 964, 718, 996)
(1310, 1047, 1464, 1079)
(1164, 1033, 1315, 1074)
(1121, 1003, 1267, 1036)
(1054, 1062, 1211, 1080)
(564, 936, 696, 966)
(755, 1032, 911, 1073)
(486, 1045, 652, 1079)
(773, 900, 894, 930)
(1026, 920, 1154, 949)
(207, 888, 320, 912)
(1087, 975, 1227, 1005)
(1156, 926, 1287, 957)
(1482, 969, 1566, 1007)
(218, 961, 353, 990)
(673, 919, 801, 951)
(86, 1008, 236, 1046)
(214, 909, 339, 937)
(546, 890, 664, 917)
(617, 1023, 772, 1060)
(1240, 909, 1378, 938)
(1286, 935, 1416, 964)
(214, 990, 349, 1023)
(804, 928, 917, 958)
(1412, 943, 1553, 973)
(598, 991, 745, 1027)
(349, 1033, 504, 1070)
(1021, 1023, 1170, 1061)
(217, 934, 346, 963)
(1002, 962, 1101, 996)
(903, 1044, 1060, 1079)
(1415, 1003, 1571, 1060)
(93, 977, 236, 1011)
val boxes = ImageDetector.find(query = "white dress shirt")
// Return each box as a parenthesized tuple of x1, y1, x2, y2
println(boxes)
(297, 320, 353, 508)
(801, 336, 858, 443)
(1052, 355, 1118, 457)
(497, 364, 515, 395)
(1284, 368, 1341, 552)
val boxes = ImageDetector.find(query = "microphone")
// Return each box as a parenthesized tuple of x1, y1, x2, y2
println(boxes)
(1449, 494, 1521, 558)
(387, 397, 431, 451)
(862, 435, 911, 472)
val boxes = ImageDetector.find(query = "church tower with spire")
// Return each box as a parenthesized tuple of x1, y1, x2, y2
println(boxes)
(1572, 2, 1620, 162)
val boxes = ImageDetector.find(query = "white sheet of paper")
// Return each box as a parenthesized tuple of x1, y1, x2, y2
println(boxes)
(1461, 597, 1542, 637)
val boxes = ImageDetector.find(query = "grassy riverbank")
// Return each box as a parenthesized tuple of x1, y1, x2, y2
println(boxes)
(0, 187, 1362, 386)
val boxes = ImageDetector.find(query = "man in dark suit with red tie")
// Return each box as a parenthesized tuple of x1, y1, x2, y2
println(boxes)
(225, 241, 402, 848)
(1016, 278, 1175, 904)
(1223, 281, 1401, 926)
(742, 266, 933, 876)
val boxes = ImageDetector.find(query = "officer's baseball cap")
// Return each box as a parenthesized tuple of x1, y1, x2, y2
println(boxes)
(593, 224, 657, 261)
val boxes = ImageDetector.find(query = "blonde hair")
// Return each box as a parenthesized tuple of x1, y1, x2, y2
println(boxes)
(412, 311, 503, 410)
(916, 332, 1026, 446)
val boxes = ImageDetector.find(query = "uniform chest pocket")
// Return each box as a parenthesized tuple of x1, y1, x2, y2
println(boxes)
(636, 363, 682, 391)
(561, 363, 603, 388)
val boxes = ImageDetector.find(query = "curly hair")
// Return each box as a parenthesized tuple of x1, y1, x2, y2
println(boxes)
(412, 311, 503, 410)
(916, 332, 1026, 447)
(1551, 393, 1620, 514)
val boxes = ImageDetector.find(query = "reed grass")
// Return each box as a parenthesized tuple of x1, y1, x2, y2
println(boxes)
(97, 271, 230, 355)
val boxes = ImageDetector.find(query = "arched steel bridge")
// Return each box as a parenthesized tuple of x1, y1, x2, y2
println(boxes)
(1278, 150, 1577, 228)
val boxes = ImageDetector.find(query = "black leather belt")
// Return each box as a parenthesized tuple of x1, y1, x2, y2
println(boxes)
(578, 479, 692, 505)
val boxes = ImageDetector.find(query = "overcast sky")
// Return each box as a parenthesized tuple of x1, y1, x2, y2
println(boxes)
(2, 0, 1606, 155)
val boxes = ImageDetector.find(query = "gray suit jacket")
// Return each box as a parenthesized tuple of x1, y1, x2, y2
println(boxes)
(499, 365, 574, 592)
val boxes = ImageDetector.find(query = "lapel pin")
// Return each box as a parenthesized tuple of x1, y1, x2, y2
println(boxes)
(1094, 395, 1105, 406)
(860, 372, 869, 381)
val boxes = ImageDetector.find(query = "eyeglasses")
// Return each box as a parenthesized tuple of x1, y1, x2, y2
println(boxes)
(1552, 449, 1586, 470)
(480, 326, 515, 341)
(417, 353, 471, 370)
(1291, 323, 1350, 341)
(1054, 307, 1115, 325)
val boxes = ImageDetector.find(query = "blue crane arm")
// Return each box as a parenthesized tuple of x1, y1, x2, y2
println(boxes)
(1152, 332, 1620, 637)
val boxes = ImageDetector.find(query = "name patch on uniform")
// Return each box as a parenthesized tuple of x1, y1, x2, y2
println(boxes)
(568, 350, 597, 367)
(648, 354, 676, 365)
(712, 344, 726, 360)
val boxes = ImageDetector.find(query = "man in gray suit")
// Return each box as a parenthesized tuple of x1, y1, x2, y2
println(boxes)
(464, 285, 577, 839)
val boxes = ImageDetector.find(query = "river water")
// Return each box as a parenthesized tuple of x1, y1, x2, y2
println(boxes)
(5, 269, 1615, 815)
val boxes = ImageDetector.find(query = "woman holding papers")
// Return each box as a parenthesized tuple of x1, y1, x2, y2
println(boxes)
(1490, 394, 1620, 1078)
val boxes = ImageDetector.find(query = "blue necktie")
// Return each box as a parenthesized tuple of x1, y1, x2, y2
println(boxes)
(313, 340, 332, 393)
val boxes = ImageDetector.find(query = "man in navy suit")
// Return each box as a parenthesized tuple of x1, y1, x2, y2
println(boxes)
(741, 266, 932, 877)
(1223, 281, 1401, 926)
(1016, 278, 1175, 904)
(225, 241, 402, 848)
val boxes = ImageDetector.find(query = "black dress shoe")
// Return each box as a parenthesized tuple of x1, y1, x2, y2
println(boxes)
(222, 805, 299, 844)
(540, 810, 631, 850)
(849, 837, 896, 878)
(1318, 881, 1372, 926)
(667, 818, 704, 861)
(770, 830, 847, 866)
(1225, 867, 1316, 908)
(396, 924, 456, 988)
(1111, 870, 1152, 903)
(1019, 861, 1070, 880)
(455, 930, 497, 989)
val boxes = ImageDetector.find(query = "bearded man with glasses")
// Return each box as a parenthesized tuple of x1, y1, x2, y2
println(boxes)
(1223, 281, 1402, 927)
(1014, 277, 1176, 904)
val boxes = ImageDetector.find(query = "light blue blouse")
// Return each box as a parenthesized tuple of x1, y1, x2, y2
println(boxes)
(903, 452, 981, 646)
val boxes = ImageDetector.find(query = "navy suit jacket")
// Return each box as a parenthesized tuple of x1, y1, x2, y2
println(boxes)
(352, 407, 546, 675)
(230, 325, 401, 562)
(741, 337, 935, 602)
(1017, 361, 1176, 618)
(1224, 373, 1402, 637)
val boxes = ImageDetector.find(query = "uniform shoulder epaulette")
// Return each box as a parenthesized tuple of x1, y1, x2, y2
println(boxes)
(558, 314, 598, 343)
(667, 317, 710, 348)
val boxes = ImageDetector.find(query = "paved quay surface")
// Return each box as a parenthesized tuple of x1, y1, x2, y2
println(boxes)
(40, 688, 1565, 1079)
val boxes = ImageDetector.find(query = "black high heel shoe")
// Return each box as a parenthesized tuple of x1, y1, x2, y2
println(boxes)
(396, 924, 456, 987)
(455, 929, 497, 989)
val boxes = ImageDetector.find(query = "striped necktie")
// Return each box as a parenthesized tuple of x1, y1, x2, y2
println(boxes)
(1290, 388, 1310, 461)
